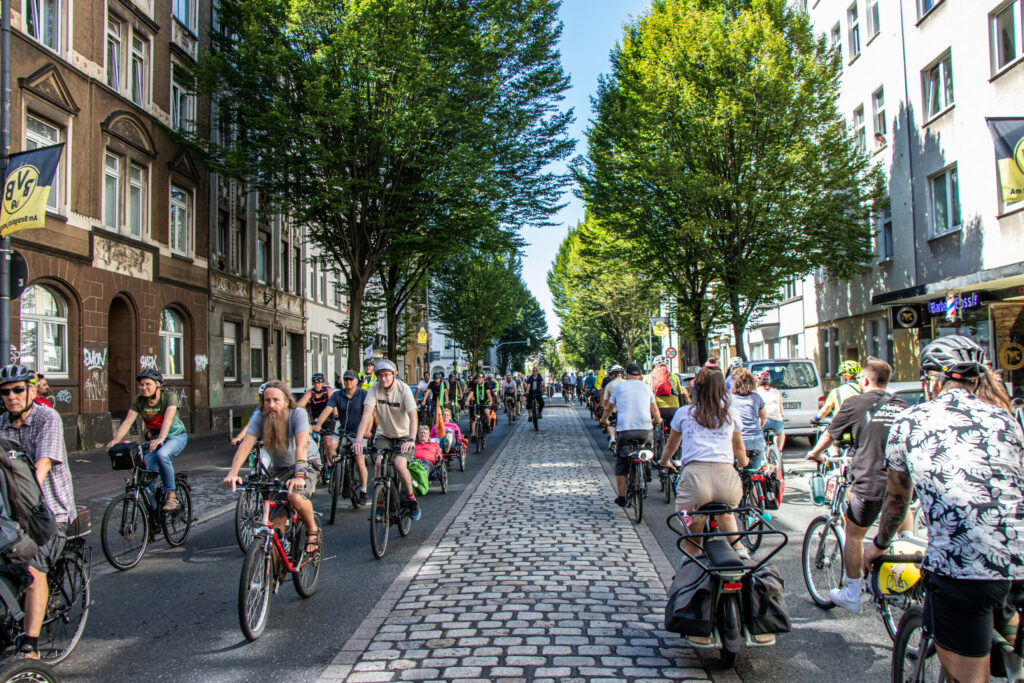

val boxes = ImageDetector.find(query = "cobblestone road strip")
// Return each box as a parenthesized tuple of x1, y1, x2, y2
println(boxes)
(319, 408, 711, 682)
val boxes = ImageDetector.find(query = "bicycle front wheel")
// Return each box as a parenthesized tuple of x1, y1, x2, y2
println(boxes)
(738, 485, 764, 553)
(238, 539, 273, 641)
(802, 515, 844, 608)
(370, 483, 390, 559)
(101, 494, 149, 570)
(0, 657, 59, 683)
(629, 463, 644, 523)
(292, 517, 322, 599)
(162, 484, 193, 547)
(39, 554, 90, 664)
(890, 606, 941, 682)
(235, 488, 263, 552)
(329, 460, 342, 524)
(397, 484, 412, 537)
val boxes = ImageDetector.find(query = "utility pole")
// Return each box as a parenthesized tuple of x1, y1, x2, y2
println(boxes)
(0, 0, 11, 356)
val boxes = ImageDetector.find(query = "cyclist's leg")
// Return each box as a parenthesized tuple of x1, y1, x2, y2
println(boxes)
(324, 429, 339, 467)
(923, 574, 1011, 681)
(24, 523, 67, 644)
(145, 432, 188, 504)
(392, 455, 416, 498)
(287, 474, 318, 551)
(835, 496, 879, 606)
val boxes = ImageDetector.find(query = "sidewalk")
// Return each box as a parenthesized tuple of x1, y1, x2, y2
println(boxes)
(318, 407, 710, 682)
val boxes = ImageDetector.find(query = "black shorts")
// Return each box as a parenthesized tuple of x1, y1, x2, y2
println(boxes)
(658, 407, 678, 424)
(615, 430, 652, 475)
(923, 573, 1015, 657)
(845, 494, 883, 528)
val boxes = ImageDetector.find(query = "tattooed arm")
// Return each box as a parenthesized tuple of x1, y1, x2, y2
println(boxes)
(864, 468, 914, 563)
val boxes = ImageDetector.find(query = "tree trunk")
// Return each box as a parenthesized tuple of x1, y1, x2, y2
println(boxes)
(385, 295, 400, 364)
(346, 275, 369, 371)
(729, 291, 747, 362)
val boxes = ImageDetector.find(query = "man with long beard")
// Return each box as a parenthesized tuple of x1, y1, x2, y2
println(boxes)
(224, 380, 320, 556)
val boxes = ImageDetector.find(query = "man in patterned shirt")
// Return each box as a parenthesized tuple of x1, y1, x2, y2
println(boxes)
(0, 364, 76, 658)
(866, 336, 1024, 681)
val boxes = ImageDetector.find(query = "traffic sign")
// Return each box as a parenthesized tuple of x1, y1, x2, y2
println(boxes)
(665, 347, 677, 360)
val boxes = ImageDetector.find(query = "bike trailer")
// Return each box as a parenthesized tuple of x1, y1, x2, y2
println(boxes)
(762, 464, 785, 510)
(108, 443, 145, 470)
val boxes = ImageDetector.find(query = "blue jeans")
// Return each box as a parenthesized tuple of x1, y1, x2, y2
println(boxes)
(145, 432, 188, 494)
(743, 436, 765, 470)
(764, 418, 784, 435)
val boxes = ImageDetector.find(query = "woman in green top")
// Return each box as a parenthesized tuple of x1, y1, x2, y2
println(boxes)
(106, 369, 189, 511)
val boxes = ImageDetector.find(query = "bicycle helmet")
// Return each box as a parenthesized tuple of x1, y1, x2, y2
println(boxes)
(258, 382, 268, 396)
(0, 364, 35, 386)
(433, 371, 444, 379)
(136, 369, 164, 384)
(311, 373, 325, 383)
(652, 355, 667, 367)
(920, 335, 987, 380)
(374, 359, 397, 373)
(729, 357, 745, 369)
(363, 357, 374, 367)
(610, 364, 625, 374)
(757, 371, 772, 385)
(837, 360, 862, 378)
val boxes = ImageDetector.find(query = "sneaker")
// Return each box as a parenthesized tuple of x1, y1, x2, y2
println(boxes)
(614, 496, 626, 508)
(734, 545, 750, 560)
(687, 635, 714, 646)
(357, 489, 367, 505)
(609, 439, 617, 452)
(829, 587, 862, 614)
(406, 496, 421, 520)
(161, 496, 181, 512)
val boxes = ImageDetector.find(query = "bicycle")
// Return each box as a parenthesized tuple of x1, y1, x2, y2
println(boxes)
(237, 478, 323, 641)
(762, 427, 784, 479)
(659, 452, 681, 504)
(101, 442, 193, 570)
(327, 434, 364, 525)
(736, 463, 770, 554)
(528, 394, 541, 431)
(0, 657, 58, 682)
(503, 394, 517, 424)
(235, 440, 268, 552)
(468, 403, 488, 453)
(890, 576, 1016, 682)
(622, 439, 653, 523)
(368, 447, 413, 559)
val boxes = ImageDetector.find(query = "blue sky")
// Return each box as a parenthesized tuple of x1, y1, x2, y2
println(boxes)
(521, 0, 651, 338)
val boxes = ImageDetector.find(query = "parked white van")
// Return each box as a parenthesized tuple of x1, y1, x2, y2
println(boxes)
(747, 359, 824, 442)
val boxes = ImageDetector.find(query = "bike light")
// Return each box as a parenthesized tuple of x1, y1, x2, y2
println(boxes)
(723, 583, 743, 591)
(818, 395, 825, 409)
(637, 450, 654, 461)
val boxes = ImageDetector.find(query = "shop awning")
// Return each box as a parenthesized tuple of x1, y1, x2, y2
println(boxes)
(871, 261, 1024, 306)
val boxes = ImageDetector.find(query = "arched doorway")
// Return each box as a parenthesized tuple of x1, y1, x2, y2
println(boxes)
(108, 297, 135, 414)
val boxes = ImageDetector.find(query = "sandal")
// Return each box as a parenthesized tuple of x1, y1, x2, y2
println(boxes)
(304, 529, 322, 557)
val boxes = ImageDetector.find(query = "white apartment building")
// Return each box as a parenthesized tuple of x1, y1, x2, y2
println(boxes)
(304, 245, 349, 389)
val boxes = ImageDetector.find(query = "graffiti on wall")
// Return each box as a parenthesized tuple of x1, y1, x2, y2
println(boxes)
(9, 345, 19, 364)
(171, 387, 188, 408)
(194, 354, 209, 374)
(139, 356, 158, 371)
(83, 347, 107, 371)
(83, 346, 108, 402)
(54, 390, 72, 404)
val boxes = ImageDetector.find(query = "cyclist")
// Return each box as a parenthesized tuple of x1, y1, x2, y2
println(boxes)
(864, 336, 1024, 681)
(446, 373, 462, 415)
(359, 358, 376, 390)
(0, 364, 76, 659)
(414, 373, 430, 404)
(412, 425, 442, 478)
(419, 372, 446, 422)
(352, 360, 421, 520)
(729, 368, 767, 469)
(463, 373, 495, 433)
(724, 356, 744, 391)
(524, 367, 545, 420)
(313, 370, 368, 503)
(816, 359, 862, 421)
(298, 373, 333, 469)
(31, 373, 52, 408)
(756, 371, 785, 450)
(575, 372, 585, 402)
(646, 355, 685, 427)
(606, 363, 661, 508)
(804, 357, 908, 613)
(500, 374, 517, 412)
(583, 370, 597, 404)
(514, 372, 526, 409)
(107, 369, 187, 512)
(561, 371, 573, 400)
(430, 408, 464, 453)
(225, 380, 320, 556)
(600, 365, 626, 448)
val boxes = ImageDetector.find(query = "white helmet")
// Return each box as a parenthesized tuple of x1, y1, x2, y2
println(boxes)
(652, 355, 667, 367)
(729, 357, 745, 369)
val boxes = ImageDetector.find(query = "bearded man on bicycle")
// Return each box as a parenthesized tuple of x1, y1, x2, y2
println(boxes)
(865, 336, 1024, 682)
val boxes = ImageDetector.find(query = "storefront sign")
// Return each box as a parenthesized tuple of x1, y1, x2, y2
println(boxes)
(928, 292, 981, 316)
(891, 304, 926, 329)
(1000, 342, 1024, 371)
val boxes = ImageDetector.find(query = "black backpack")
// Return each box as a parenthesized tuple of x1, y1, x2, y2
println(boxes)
(0, 438, 56, 548)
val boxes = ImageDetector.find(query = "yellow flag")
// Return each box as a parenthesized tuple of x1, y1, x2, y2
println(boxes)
(987, 119, 1024, 204)
(1, 143, 64, 237)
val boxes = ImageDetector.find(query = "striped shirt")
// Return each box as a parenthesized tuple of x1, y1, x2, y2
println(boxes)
(0, 403, 76, 524)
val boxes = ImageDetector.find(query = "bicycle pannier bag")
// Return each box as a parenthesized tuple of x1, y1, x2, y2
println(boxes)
(108, 442, 145, 471)
(665, 556, 714, 636)
(762, 464, 785, 510)
(0, 439, 56, 547)
(651, 366, 672, 397)
(743, 564, 791, 635)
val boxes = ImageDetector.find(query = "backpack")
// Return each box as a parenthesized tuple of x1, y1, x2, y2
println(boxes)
(0, 438, 56, 548)
(762, 464, 785, 510)
(651, 366, 672, 397)
(407, 461, 430, 497)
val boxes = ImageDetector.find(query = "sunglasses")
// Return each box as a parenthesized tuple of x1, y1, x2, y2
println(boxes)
(1, 386, 27, 397)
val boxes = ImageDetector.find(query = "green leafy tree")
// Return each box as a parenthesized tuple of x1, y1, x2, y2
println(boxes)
(579, 0, 883, 360)
(197, 0, 573, 369)
(496, 292, 547, 375)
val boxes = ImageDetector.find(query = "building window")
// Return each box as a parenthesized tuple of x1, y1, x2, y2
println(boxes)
(310, 259, 319, 302)
(992, 2, 1021, 73)
(19, 285, 68, 376)
(333, 276, 342, 308)
(280, 240, 290, 291)
(872, 87, 886, 146)
(292, 247, 301, 294)
(106, 18, 121, 89)
(878, 205, 893, 260)
(822, 326, 840, 377)
(830, 24, 841, 54)
(310, 333, 329, 376)
(847, 2, 861, 58)
(105, 153, 148, 237)
(159, 308, 184, 379)
(25, 0, 59, 51)
(865, 318, 892, 363)
(786, 334, 801, 358)
(24, 115, 60, 211)
(750, 342, 764, 361)
(130, 36, 147, 106)
(929, 165, 961, 235)
(223, 321, 238, 381)
(256, 232, 269, 283)
(919, 0, 939, 17)
(171, 73, 194, 133)
(231, 218, 246, 275)
(169, 185, 191, 255)
(320, 268, 327, 303)
(250, 326, 265, 382)
(923, 52, 954, 118)
(866, 0, 880, 38)
(172, 0, 195, 31)
(106, 15, 149, 106)
(216, 211, 228, 271)
(782, 278, 798, 300)
(853, 105, 866, 153)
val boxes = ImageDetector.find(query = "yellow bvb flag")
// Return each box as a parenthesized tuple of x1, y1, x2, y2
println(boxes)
(986, 118, 1024, 204)
(1, 143, 65, 238)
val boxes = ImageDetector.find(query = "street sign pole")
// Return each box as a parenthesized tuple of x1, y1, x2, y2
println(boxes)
(0, 0, 11, 357)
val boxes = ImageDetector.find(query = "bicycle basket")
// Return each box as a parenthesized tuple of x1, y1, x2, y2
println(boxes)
(108, 443, 145, 471)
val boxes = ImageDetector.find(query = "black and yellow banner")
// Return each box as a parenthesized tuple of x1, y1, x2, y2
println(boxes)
(987, 118, 1024, 204)
(0, 143, 64, 238)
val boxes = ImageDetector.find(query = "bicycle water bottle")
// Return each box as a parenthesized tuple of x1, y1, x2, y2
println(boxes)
(246, 449, 256, 470)
(679, 509, 692, 528)
(274, 528, 290, 556)
(810, 470, 826, 505)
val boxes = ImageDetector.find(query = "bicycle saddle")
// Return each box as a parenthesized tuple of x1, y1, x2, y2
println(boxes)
(696, 502, 733, 514)
(704, 538, 744, 568)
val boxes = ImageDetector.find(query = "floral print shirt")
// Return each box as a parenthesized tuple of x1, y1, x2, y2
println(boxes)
(885, 388, 1024, 580)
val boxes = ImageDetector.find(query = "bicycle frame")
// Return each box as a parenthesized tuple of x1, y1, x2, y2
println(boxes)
(667, 507, 789, 575)
(253, 487, 300, 575)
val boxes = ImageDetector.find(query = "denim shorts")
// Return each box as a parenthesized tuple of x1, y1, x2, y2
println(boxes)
(764, 418, 785, 435)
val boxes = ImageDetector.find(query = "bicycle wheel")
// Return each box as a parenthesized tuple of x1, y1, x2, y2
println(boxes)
(238, 538, 273, 641)
(474, 422, 482, 454)
(370, 483, 390, 559)
(871, 571, 914, 642)
(39, 554, 89, 664)
(439, 462, 449, 494)
(0, 657, 59, 683)
(329, 460, 343, 524)
(397, 484, 412, 537)
(662, 472, 673, 504)
(764, 444, 785, 479)
(235, 487, 263, 552)
(457, 448, 466, 472)
(629, 464, 644, 523)
(292, 517, 322, 599)
(101, 494, 149, 571)
(718, 594, 742, 669)
(162, 484, 193, 547)
(890, 606, 942, 682)
(801, 515, 844, 608)
(532, 407, 538, 431)
(347, 458, 362, 509)
(737, 484, 764, 553)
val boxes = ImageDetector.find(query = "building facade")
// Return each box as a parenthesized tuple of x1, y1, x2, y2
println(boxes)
(9, 0, 212, 448)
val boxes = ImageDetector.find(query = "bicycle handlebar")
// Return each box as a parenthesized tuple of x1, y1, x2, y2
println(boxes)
(872, 553, 924, 565)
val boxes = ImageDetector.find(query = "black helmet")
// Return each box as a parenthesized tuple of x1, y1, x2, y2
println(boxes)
(136, 369, 164, 384)
(311, 373, 325, 383)
(433, 372, 443, 379)
(0, 364, 35, 386)
(363, 357, 374, 367)
(920, 335, 987, 380)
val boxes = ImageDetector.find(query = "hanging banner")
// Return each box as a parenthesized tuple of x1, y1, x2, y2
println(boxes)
(986, 118, 1024, 204)
(1, 143, 65, 237)
(650, 317, 669, 337)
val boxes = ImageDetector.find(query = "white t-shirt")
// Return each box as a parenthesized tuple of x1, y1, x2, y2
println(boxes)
(757, 387, 783, 420)
(670, 403, 742, 466)
(608, 380, 655, 431)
